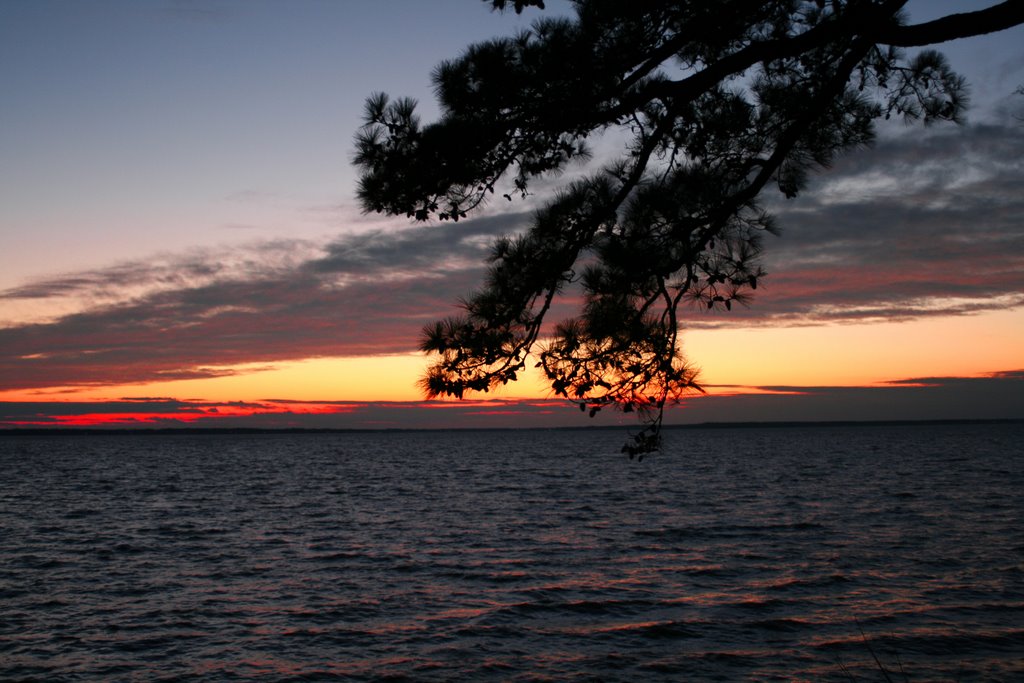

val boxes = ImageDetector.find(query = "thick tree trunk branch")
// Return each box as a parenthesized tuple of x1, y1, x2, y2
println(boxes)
(626, 1, 1022, 113)
(639, 2, 901, 109)
(873, 0, 1024, 46)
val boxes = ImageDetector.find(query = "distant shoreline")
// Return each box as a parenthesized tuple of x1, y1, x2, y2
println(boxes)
(1, 418, 1020, 436)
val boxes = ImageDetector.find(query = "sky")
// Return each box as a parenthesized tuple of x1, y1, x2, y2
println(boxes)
(1, 0, 1022, 430)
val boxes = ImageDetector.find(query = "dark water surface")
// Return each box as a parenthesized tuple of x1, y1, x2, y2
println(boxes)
(2, 423, 1022, 681)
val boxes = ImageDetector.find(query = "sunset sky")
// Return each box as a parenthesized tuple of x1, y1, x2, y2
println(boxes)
(1, 0, 1022, 429)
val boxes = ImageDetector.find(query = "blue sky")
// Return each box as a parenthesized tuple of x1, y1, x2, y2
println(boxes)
(1, 1, 557, 284)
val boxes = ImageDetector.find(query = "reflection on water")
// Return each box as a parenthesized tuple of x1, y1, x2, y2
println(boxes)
(1, 423, 1022, 680)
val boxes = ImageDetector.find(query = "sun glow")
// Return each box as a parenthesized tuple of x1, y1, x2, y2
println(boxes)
(0, 353, 553, 404)
(685, 309, 1024, 388)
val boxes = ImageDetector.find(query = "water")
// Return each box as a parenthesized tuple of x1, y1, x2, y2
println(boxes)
(1, 423, 1022, 681)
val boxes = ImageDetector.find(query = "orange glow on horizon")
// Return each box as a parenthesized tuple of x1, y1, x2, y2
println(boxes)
(684, 308, 1024, 388)
(0, 353, 556, 404)
(1, 310, 1020, 412)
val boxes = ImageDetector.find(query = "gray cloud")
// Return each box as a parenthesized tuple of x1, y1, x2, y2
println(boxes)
(0, 238, 321, 311)
(0, 213, 528, 390)
(686, 122, 1024, 327)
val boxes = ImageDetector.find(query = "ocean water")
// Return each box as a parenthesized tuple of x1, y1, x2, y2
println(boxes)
(1, 423, 1022, 681)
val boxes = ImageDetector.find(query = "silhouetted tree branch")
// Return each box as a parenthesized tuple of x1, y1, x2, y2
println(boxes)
(354, 1, 1024, 456)
(870, 1, 1024, 46)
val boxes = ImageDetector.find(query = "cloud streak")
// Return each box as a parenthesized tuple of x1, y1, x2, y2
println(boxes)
(0, 123, 1022, 391)
(679, 370, 1024, 423)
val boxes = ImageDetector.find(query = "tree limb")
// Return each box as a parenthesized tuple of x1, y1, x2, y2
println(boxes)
(872, 0, 1024, 46)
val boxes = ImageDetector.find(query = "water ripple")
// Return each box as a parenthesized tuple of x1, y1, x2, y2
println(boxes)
(1, 423, 1022, 680)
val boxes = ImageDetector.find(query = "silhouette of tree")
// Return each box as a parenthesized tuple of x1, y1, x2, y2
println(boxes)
(355, 1, 1024, 456)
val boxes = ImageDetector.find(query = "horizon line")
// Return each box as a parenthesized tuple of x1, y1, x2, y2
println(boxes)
(2, 417, 1020, 437)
